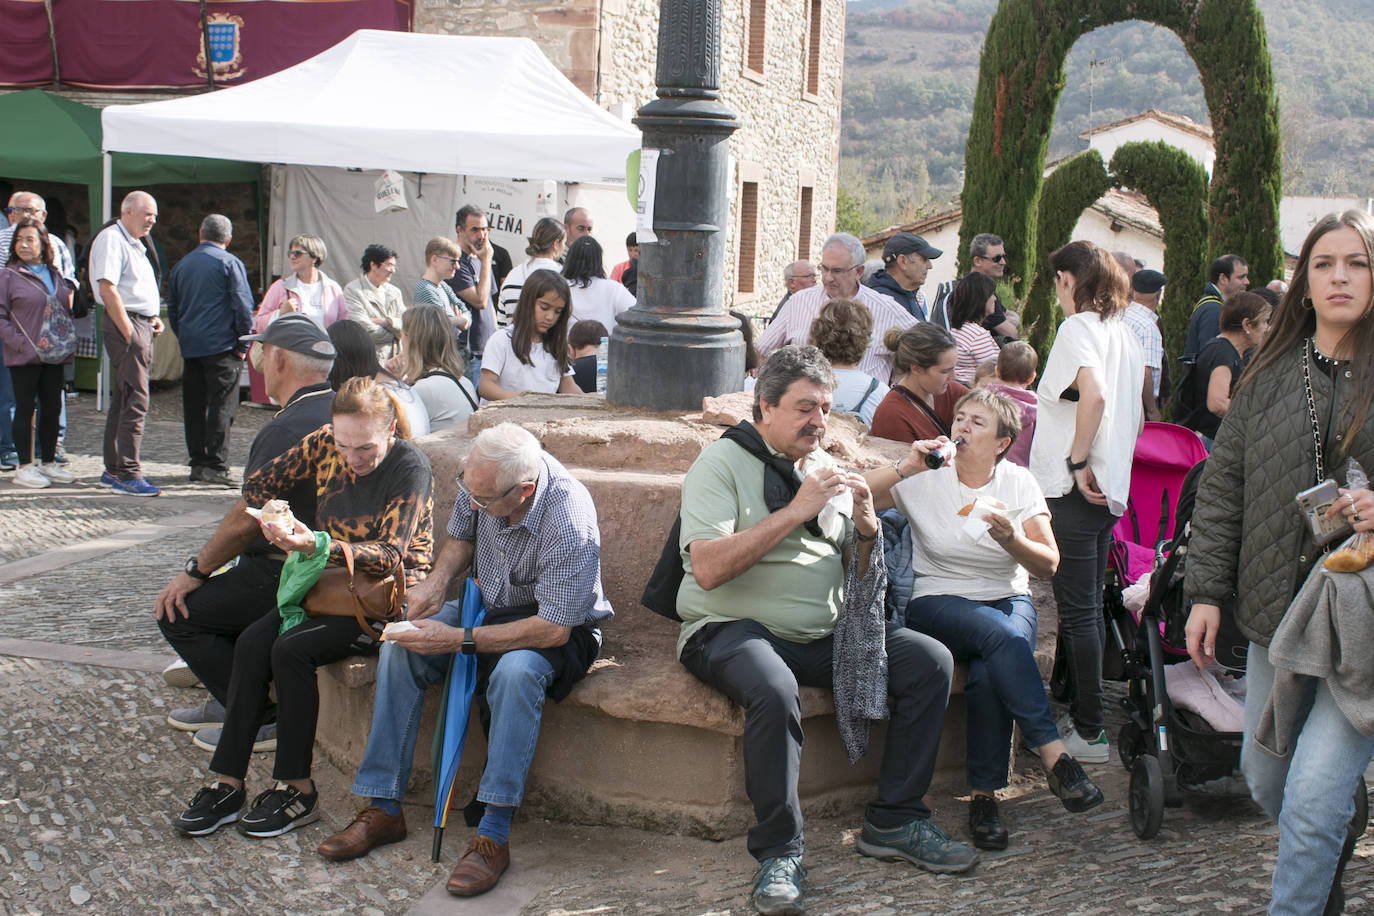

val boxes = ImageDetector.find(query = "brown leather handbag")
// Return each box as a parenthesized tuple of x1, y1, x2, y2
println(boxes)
(302, 541, 407, 638)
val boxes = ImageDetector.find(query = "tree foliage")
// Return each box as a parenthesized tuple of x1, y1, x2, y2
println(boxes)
(1024, 150, 1112, 360)
(958, 0, 1283, 296)
(1109, 141, 1208, 371)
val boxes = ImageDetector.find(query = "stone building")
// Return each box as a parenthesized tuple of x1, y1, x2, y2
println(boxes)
(415, 0, 845, 316)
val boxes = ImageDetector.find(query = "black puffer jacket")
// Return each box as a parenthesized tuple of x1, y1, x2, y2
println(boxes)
(1186, 344, 1374, 645)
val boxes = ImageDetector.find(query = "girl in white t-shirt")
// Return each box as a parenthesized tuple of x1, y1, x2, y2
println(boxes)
(478, 269, 580, 403)
(562, 235, 635, 330)
(885, 387, 1102, 851)
(1028, 240, 1144, 765)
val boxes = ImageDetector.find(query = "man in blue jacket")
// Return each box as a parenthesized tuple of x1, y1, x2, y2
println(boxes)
(865, 232, 941, 321)
(167, 214, 254, 487)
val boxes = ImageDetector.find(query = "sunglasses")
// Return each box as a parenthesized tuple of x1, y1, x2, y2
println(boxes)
(288, 249, 311, 259)
(979, 253, 1008, 263)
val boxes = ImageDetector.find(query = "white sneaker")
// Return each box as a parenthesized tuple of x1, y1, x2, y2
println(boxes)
(13, 465, 50, 488)
(163, 658, 204, 689)
(1061, 723, 1111, 765)
(38, 462, 76, 484)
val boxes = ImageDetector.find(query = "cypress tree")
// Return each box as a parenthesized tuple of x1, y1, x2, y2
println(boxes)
(959, 0, 1282, 293)
(1024, 150, 1111, 361)
(1109, 141, 1209, 377)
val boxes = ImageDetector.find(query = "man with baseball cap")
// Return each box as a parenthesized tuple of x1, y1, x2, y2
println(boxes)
(1122, 268, 1167, 421)
(152, 313, 338, 752)
(866, 232, 942, 321)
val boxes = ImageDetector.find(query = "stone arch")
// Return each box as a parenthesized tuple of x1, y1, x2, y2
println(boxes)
(957, 0, 1282, 292)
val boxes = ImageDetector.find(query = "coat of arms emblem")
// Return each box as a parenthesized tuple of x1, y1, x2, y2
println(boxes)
(194, 13, 246, 81)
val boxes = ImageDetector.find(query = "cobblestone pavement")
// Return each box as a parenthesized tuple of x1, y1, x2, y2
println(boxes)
(2, 385, 1372, 914)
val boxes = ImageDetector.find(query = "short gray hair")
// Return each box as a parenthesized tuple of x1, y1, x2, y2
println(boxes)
(822, 233, 865, 269)
(470, 423, 542, 489)
(753, 346, 835, 421)
(200, 214, 232, 244)
(281, 348, 333, 378)
(970, 233, 1004, 259)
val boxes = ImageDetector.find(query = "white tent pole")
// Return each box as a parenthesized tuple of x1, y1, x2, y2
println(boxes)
(97, 152, 112, 412)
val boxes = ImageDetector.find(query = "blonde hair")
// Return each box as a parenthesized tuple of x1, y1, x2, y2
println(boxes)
(288, 234, 327, 266)
(955, 387, 1022, 459)
(401, 305, 466, 383)
(331, 375, 410, 440)
(424, 236, 462, 262)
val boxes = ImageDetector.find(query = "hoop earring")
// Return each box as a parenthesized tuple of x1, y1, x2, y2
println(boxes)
(1302, 297, 1314, 310)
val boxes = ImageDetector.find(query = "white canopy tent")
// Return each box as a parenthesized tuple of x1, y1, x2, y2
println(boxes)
(101, 29, 639, 183)
(95, 29, 640, 407)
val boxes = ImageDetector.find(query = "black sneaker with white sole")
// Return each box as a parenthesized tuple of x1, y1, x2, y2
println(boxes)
(174, 783, 245, 836)
(236, 784, 319, 838)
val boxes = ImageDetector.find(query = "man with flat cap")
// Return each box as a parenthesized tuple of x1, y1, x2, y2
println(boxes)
(152, 314, 339, 750)
(865, 232, 941, 321)
(1121, 268, 1167, 421)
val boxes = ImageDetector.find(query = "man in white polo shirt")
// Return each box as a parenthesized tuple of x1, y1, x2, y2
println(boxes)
(91, 190, 164, 497)
(755, 233, 914, 383)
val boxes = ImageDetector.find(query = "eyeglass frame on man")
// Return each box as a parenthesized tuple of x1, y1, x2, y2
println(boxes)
(456, 470, 527, 511)
(4, 206, 41, 217)
(977, 253, 1008, 264)
(817, 263, 861, 277)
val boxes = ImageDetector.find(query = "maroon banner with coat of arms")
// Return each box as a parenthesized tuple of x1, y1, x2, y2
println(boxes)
(0, 0, 412, 89)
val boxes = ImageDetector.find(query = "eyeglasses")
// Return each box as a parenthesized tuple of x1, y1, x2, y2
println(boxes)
(4, 206, 40, 217)
(818, 264, 860, 276)
(288, 249, 310, 259)
(978, 253, 1008, 263)
(787, 272, 818, 281)
(435, 255, 461, 265)
(456, 470, 524, 510)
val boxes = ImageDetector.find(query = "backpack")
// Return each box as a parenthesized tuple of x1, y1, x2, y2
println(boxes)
(72, 219, 160, 320)
(639, 423, 820, 621)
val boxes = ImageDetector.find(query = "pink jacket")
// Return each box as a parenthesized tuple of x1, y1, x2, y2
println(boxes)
(252, 271, 345, 332)
(988, 383, 1038, 468)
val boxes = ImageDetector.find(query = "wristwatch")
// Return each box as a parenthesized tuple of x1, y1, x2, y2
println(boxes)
(1066, 456, 1089, 473)
(461, 627, 477, 655)
(185, 556, 211, 581)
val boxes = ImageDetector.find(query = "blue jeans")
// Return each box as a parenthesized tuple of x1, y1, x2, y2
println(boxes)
(906, 594, 1060, 791)
(467, 355, 482, 389)
(1242, 641, 1374, 915)
(0, 365, 14, 453)
(351, 598, 555, 807)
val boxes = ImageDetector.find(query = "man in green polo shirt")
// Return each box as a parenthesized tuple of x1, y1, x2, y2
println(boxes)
(676, 346, 978, 916)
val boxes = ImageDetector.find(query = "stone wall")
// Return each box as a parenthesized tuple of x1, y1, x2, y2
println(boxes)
(415, 0, 844, 319)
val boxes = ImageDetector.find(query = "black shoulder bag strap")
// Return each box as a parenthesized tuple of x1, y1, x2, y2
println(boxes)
(421, 368, 479, 412)
(852, 376, 880, 415)
(640, 422, 821, 620)
(893, 385, 951, 438)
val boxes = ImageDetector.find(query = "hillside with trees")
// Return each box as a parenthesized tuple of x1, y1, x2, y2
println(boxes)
(839, 0, 1374, 236)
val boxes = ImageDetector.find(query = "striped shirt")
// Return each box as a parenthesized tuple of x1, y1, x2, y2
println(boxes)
(447, 452, 613, 628)
(1120, 303, 1163, 397)
(951, 321, 1001, 386)
(756, 283, 914, 381)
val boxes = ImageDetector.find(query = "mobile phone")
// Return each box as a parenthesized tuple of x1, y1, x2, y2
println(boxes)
(1296, 479, 1354, 546)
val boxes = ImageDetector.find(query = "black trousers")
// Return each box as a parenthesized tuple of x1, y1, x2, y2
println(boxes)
(1048, 487, 1119, 735)
(182, 350, 241, 473)
(681, 618, 953, 861)
(9, 362, 63, 464)
(211, 611, 375, 782)
(157, 554, 284, 708)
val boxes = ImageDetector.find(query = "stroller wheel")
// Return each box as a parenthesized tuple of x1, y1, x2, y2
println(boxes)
(1130, 755, 1165, 840)
(1118, 722, 1145, 772)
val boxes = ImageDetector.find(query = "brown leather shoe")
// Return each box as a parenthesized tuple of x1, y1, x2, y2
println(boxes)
(316, 807, 407, 861)
(446, 835, 510, 897)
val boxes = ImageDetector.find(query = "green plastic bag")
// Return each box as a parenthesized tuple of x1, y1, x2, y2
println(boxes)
(276, 530, 331, 634)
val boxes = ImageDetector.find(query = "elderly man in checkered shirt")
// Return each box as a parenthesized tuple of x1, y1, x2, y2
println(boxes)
(318, 422, 612, 896)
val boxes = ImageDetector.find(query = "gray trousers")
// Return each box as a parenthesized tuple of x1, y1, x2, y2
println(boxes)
(102, 316, 153, 480)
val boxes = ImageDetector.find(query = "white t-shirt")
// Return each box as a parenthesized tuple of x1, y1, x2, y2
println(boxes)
(412, 371, 478, 432)
(381, 377, 431, 438)
(891, 463, 1050, 602)
(1029, 311, 1144, 515)
(480, 327, 573, 404)
(497, 257, 562, 327)
(832, 367, 888, 427)
(568, 276, 635, 331)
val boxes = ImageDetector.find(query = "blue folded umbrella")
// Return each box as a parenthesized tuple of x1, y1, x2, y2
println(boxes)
(430, 577, 486, 862)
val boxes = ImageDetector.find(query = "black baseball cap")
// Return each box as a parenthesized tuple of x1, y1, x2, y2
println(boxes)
(239, 313, 336, 358)
(1131, 269, 1167, 294)
(883, 232, 942, 263)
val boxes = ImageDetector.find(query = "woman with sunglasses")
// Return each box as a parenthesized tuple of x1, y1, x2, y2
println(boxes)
(249, 235, 346, 403)
(252, 235, 346, 332)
